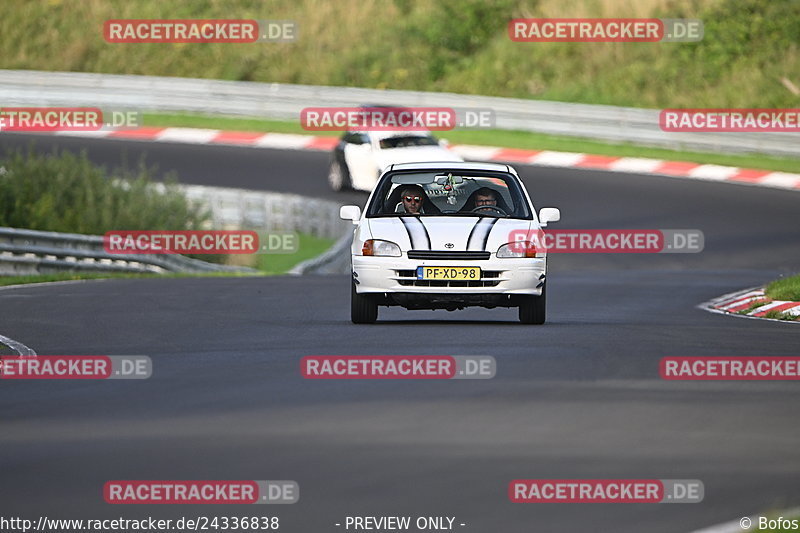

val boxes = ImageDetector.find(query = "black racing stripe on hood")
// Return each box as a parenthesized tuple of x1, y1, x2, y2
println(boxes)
(482, 218, 500, 250)
(399, 217, 430, 250)
(418, 218, 432, 249)
(466, 219, 481, 250)
(398, 217, 413, 246)
(467, 218, 499, 251)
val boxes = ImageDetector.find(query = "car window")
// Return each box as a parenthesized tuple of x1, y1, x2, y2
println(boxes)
(378, 135, 439, 149)
(343, 132, 369, 145)
(366, 171, 532, 219)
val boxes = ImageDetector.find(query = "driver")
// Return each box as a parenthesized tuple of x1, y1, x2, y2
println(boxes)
(473, 188, 497, 208)
(399, 185, 427, 215)
(461, 187, 499, 212)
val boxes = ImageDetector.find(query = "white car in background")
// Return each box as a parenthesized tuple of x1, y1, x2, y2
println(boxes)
(327, 130, 463, 192)
(339, 162, 561, 324)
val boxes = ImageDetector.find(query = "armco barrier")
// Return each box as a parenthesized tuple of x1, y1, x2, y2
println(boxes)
(0, 70, 797, 157)
(0, 184, 353, 276)
(0, 226, 256, 275)
(178, 184, 351, 240)
(289, 231, 352, 275)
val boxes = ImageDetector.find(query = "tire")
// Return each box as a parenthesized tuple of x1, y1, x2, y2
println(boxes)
(328, 156, 351, 192)
(351, 281, 378, 324)
(519, 283, 546, 324)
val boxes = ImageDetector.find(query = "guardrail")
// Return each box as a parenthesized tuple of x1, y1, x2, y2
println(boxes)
(0, 185, 353, 276)
(289, 231, 352, 276)
(0, 69, 797, 157)
(179, 184, 350, 240)
(0, 226, 257, 276)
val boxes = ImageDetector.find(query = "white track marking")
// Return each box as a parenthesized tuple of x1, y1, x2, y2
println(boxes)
(0, 333, 36, 356)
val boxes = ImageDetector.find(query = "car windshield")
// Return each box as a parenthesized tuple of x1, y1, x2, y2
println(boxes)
(367, 171, 532, 219)
(378, 135, 439, 149)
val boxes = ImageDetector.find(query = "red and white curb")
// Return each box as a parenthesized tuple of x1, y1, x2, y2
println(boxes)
(700, 286, 800, 322)
(47, 127, 800, 193)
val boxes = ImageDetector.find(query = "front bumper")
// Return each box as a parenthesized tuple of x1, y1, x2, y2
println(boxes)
(352, 254, 546, 299)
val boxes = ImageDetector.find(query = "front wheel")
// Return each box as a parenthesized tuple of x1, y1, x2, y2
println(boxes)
(328, 157, 351, 192)
(519, 283, 546, 324)
(351, 281, 378, 324)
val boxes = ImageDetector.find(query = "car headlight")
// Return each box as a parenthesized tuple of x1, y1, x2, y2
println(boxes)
(362, 239, 402, 257)
(497, 241, 537, 258)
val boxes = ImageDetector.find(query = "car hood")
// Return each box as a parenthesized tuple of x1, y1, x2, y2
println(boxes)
(367, 216, 532, 252)
(374, 146, 463, 169)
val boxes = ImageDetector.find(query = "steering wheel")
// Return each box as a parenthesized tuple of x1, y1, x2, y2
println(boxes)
(470, 205, 507, 216)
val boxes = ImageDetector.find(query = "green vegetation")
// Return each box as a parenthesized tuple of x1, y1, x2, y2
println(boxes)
(766, 273, 800, 301)
(0, 147, 337, 278)
(762, 309, 798, 321)
(0, 146, 206, 234)
(145, 112, 800, 173)
(0, 272, 156, 287)
(0, 271, 255, 288)
(737, 300, 770, 315)
(256, 233, 336, 274)
(2, 0, 798, 108)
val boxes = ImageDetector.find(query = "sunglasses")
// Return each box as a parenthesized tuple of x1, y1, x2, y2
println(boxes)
(403, 196, 422, 203)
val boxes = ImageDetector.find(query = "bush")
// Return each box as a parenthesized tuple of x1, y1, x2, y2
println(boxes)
(0, 146, 208, 234)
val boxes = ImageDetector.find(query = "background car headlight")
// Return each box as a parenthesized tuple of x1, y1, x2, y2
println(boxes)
(497, 241, 537, 258)
(362, 239, 402, 257)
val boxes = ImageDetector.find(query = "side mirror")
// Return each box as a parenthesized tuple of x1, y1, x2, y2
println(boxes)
(439, 138, 450, 147)
(340, 205, 362, 225)
(538, 207, 560, 227)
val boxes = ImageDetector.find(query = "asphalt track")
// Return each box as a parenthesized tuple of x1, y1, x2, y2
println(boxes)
(1, 133, 800, 532)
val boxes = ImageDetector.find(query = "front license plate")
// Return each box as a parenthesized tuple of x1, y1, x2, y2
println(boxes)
(416, 266, 481, 280)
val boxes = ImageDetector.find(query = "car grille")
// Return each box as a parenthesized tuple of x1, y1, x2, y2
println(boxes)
(407, 250, 491, 260)
(395, 270, 502, 288)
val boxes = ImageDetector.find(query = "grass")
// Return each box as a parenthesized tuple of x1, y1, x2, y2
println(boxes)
(766, 274, 800, 301)
(736, 300, 770, 315)
(144, 112, 800, 173)
(256, 233, 336, 274)
(729, 275, 800, 321)
(0, 271, 258, 288)
(763, 310, 798, 321)
(2, 0, 798, 109)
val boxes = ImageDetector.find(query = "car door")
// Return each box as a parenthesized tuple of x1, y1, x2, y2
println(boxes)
(343, 132, 379, 191)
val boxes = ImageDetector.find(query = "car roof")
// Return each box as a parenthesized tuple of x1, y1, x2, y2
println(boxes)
(389, 161, 515, 174)
(371, 130, 432, 140)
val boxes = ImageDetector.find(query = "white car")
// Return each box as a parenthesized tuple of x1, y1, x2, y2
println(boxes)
(327, 130, 463, 192)
(339, 162, 561, 324)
